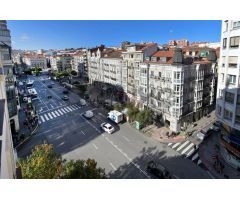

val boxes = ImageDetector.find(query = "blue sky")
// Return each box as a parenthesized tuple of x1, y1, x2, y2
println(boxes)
(7, 20, 221, 50)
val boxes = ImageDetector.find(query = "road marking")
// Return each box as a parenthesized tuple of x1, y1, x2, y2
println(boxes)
(80, 114, 101, 133)
(72, 105, 78, 109)
(181, 143, 194, 155)
(122, 135, 130, 142)
(44, 114, 49, 121)
(186, 148, 195, 157)
(191, 153, 199, 161)
(92, 118, 97, 123)
(51, 111, 57, 118)
(67, 106, 73, 111)
(48, 112, 53, 119)
(40, 115, 45, 122)
(76, 105, 81, 109)
(57, 109, 63, 115)
(109, 162, 117, 171)
(81, 130, 85, 135)
(104, 137, 150, 178)
(63, 108, 69, 112)
(61, 108, 67, 113)
(70, 105, 76, 110)
(172, 142, 181, 149)
(176, 140, 190, 152)
(54, 110, 60, 116)
(168, 143, 173, 147)
(197, 159, 202, 165)
(93, 143, 98, 150)
(50, 104, 54, 108)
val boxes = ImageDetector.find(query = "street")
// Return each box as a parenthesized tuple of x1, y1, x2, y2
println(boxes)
(17, 75, 212, 178)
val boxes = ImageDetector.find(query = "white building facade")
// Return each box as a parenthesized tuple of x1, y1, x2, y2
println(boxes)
(216, 20, 240, 168)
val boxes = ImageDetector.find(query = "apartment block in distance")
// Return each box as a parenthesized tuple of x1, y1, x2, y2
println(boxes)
(216, 20, 240, 169)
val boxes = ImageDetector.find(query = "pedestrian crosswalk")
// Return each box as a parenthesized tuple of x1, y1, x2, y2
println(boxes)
(38, 104, 83, 124)
(167, 140, 207, 170)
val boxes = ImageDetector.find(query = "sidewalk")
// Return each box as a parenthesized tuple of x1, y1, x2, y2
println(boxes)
(198, 133, 240, 179)
(141, 125, 186, 143)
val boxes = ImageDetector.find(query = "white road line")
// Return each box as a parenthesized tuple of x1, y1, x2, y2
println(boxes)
(176, 140, 190, 152)
(81, 130, 85, 135)
(191, 153, 199, 161)
(186, 148, 195, 157)
(48, 113, 53, 119)
(122, 135, 130, 142)
(109, 162, 117, 171)
(51, 111, 57, 118)
(44, 114, 49, 121)
(168, 143, 173, 147)
(172, 142, 181, 149)
(54, 110, 60, 116)
(40, 115, 45, 123)
(63, 108, 69, 112)
(72, 105, 78, 109)
(98, 113, 106, 118)
(92, 118, 97, 123)
(50, 104, 54, 108)
(76, 105, 81, 109)
(104, 137, 150, 178)
(57, 109, 63, 115)
(67, 106, 73, 111)
(181, 143, 194, 155)
(61, 108, 67, 113)
(80, 115, 101, 133)
(70, 105, 76, 110)
(93, 143, 98, 150)
(197, 159, 202, 165)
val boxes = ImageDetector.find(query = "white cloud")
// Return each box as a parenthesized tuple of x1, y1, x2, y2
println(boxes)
(20, 34, 29, 41)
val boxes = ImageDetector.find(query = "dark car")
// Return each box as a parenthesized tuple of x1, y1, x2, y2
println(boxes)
(147, 161, 170, 179)
(63, 90, 69, 94)
(47, 85, 53, 88)
(62, 95, 69, 100)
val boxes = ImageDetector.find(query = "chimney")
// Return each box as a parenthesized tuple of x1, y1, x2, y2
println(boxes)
(173, 48, 184, 64)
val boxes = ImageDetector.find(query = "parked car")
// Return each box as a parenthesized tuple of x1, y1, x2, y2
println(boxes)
(213, 121, 221, 128)
(63, 90, 69, 94)
(100, 123, 115, 134)
(80, 99, 86, 106)
(62, 95, 69, 100)
(197, 129, 213, 140)
(147, 161, 170, 179)
(209, 125, 220, 132)
(47, 85, 53, 88)
(82, 110, 94, 119)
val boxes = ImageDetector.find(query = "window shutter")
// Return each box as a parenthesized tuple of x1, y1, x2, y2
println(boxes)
(228, 56, 238, 64)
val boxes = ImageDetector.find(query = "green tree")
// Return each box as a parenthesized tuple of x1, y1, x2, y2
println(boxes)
(19, 144, 63, 179)
(77, 84, 87, 94)
(62, 159, 106, 179)
(126, 103, 139, 122)
(136, 108, 153, 128)
(114, 103, 123, 112)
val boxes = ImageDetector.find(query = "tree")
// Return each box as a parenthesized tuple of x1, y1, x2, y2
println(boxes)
(114, 103, 123, 112)
(62, 159, 106, 179)
(126, 103, 139, 122)
(136, 108, 153, 128)
(18, 144, 106, 179)
(19, 144, 63, 179)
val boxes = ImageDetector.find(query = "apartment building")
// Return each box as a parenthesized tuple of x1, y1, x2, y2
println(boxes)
(22, 54, 47, 69)
(169, 39, 189, 48)
(0, 20, 17, 178)
(50, 54, 72, 72)
(72, 50, 88, 78)
(139, 48, 217, 132)
(216, 20, 240, 169)
(122, 43, 158, 103)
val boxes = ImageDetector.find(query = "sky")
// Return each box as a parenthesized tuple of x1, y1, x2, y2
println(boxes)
(7, 20, 222, 50)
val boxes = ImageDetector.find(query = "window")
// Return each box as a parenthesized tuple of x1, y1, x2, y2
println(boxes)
(227, 74, 236, 85)
(224, 20, 228, 32)
(223, 38, 227, 48)
(228, 56, 238, 67)
(237, 95, 240, 105)
(221, 73, 225, 82)
(230, 37, 239, 48)
(224, 109, 233, 120)
(158, 72, 161, 77)
(217, 105, 222, 115)
(233, 21, 240, 29)
(219, 89, 223, 98)
(130, 54, 134, 58)
(225, 92, 235, 104)
(150, 71, 154, 77)
(174, 71, 181, 80)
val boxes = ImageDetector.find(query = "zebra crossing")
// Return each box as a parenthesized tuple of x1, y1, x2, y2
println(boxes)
(167, 140, 207, 170)
(38, 104, 83, 124)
